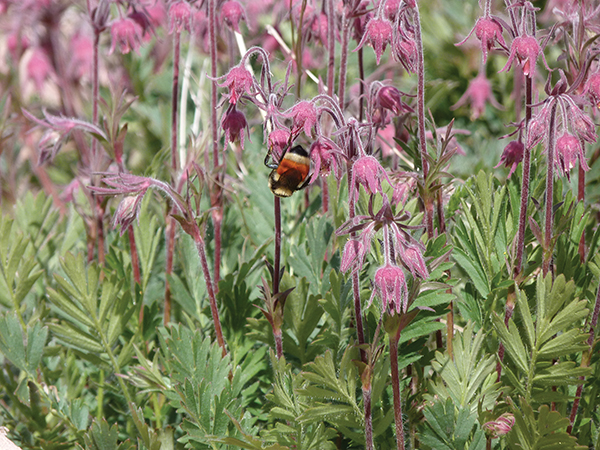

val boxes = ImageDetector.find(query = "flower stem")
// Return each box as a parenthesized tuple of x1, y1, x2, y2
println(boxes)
(338, 8, 350, 110)
(542, 100, 558, 277)
(413, 2, 432, 238)
(208, 0, 223, 286)
(390, 331, 405, 450)
(363, 383, 374, 450)
(192, 226, 226, 356)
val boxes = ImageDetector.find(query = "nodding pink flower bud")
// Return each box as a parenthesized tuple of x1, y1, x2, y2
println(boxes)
(221, 1, 245, 32)
(568, 102, 597, 144)
(373, 264, 408, 315)
(392, 34, 418, 73)
(220, 64, 254, 105)
(483, 413, 515, 438)
(113, 194, 145, 235)
(309, 139, 340, 182)
(586, 72, 600, 108)
(340, 239, 364, 273)
(354, 17, 393, 65)
(27, 48, 54, 91)
(68, 33, 93, 80)
(109, 17, 144, 54)
(499, 35, 541, 78)
(310, 12, 328, 46)
(286, 100, 318, 137)
(268, 128, 291, 162)
(168, 0, 193, 34)
(378, 86, 411, 116)
(398, 244, 428, 279)
(555, 133, 590, 180)
(384, 0, 401, 22)
(221, 107, 249, 149)
(494, 140, 524, 178)
(451, 73, 502, 119)
(456, 17, 505, 63)
(352, 155, 388, 199)
(526, 103, 552, 149)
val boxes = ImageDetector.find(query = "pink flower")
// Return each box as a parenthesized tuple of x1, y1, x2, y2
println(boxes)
(499, 35, 541, 78)
(354, 17, 393, 65)
(377, 85, 412, 116)
(392, 31, 417, 73)
(494, 140, 524, 178)
(26, 48, 54, 92)
(586, 72, 600, 107)
(555, 133, 589, 180)
(456, 16, 506, 63)
(526, 102, 553, 149)
(109, 17, 144, 54)
(451, 73, 502, 119)
(284, 100, 318, 137)
(351, 155, 387, 199)
(221, 1, 245, 32)
(68, 32, 93, 80)
(219, 65, 254, 105)
(309, 138, 342, 182)
(398, 244, 428, 279)
(221, 107, 249, 149)
(384, 0, 401, 22)
(310, 12, 328, 46)
(268, 128, 291, 162)
(373, 264, 408, 314)
(340, 239, 364, 273)
(483, 413, 515, 437)
(168, 0, 192, 34)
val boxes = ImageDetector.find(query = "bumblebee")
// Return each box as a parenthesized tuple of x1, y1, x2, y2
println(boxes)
(266, 145, 311, 198)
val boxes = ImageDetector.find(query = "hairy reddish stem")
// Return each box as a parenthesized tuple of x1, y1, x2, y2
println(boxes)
(390, 332, 406, 450)
(542, 101, 558, 277)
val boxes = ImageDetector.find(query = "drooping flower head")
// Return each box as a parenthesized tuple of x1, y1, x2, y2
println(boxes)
(451, 73, 502, 119)
(221, 106, 249, 149)
(456, 16, 506, 63)
(499, 35, 542, 78)
(354, 17, 393, 65)
(221, 1, 245, 32)
(494, 140, 524, 178)
(109, 17, 144, 54)
(168, 0, 193, 34)
(555, 133, 589, 180)
(219, 64, 254, 105)
(373, 263, 408, 315)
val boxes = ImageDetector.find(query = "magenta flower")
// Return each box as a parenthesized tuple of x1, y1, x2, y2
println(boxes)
(384, 0, 401, 22)
(268, 128, 291, 162)
(483, 413, 515, 437)
(68, 32, 93, 80)
(451, 73, 502, 119)
(26, 47, 54, 91)
(354, 17, 393, 65)
(456, 16, 506, 63)
(283, 100, 318, 137)
(499, 35, 541, 78)
(221, 1, 245, 32)
(377, 85, 412, 116)
(555, 133, 590, 180)
(309, 138, 342, 182)
(351, 155, 388, 199)
(309, 12, 328, 46)
(168, 0, 193, 34)
(109, 17, 144, 54)
(219, 64, 254, 105)
(585, 72, 600, 107)
(398, 244, 428, 279)
(373, 264, 408, 315)
(221, 107, 249, 149)
(340, 239, 364, 274)
(494, 140, 524, 178)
